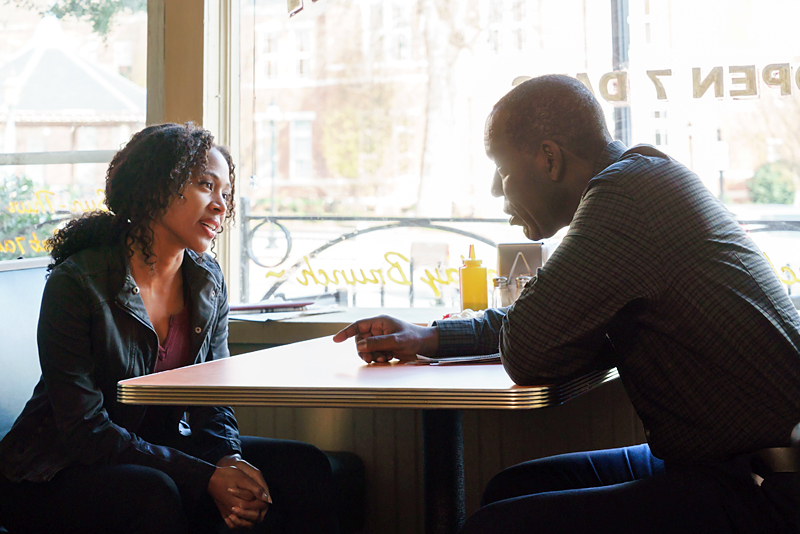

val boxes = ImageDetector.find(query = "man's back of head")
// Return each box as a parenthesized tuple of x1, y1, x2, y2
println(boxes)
(494, 74, 613, 163)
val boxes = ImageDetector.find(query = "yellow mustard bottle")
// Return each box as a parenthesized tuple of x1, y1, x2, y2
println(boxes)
(459, 244, 488, 311)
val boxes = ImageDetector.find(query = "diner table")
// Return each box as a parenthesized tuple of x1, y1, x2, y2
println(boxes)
(118, 335, 618, 534)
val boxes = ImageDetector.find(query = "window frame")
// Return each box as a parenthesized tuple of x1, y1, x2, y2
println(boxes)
(148, 0, 241, 298)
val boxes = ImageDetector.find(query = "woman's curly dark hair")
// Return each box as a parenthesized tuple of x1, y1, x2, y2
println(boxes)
(47, 123, 236, 269)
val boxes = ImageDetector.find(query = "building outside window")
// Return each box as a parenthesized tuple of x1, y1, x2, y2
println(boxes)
(4, 0, 799, 309)
(232, 0, 800, 307)
(0, 3, 146, 261)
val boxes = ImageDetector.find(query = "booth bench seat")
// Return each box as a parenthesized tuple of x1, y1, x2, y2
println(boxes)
(0, 257, 364, 533)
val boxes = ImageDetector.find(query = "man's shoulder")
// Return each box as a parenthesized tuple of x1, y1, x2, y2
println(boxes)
(578, 143, 709, 231)
(588, 144, 691, 195)
(620, 144, 671, 160)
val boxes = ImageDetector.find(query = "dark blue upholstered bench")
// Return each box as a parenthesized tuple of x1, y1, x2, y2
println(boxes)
(0, 258, 49, 534)
(0, 258, 364, 533)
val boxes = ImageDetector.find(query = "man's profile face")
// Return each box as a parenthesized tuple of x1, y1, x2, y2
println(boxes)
(485, 110, 564, 241)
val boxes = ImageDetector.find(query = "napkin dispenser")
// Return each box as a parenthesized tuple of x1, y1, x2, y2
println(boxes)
(497, 243, 543, 301)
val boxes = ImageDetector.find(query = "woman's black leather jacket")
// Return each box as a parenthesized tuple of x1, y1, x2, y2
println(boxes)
(0, 245, 240, 502)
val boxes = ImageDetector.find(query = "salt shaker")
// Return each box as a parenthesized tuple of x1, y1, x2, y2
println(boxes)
(492, 277, 511, 307)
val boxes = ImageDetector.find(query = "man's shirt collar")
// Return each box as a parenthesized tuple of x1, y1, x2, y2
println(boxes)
(591, 140, 627, 177)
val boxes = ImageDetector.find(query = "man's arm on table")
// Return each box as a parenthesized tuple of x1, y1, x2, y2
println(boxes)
(497, 178, 655, 385)
(332, 315, 439, 363)
(331, 308, 508, 364)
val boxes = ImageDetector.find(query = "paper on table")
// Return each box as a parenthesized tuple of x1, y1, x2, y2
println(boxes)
(409, 353, 501, 366)
(230, 300, 314, 314)
(229, 305, 343, 323)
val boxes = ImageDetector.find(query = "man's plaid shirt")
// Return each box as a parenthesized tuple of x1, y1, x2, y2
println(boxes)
(436, 141, 800, 463)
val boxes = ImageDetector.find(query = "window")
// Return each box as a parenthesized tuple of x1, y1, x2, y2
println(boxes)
(366, 0, 414, 65)
(485, 0, 534, 54)
(369, 1, 385, 62)
(257, 31, 279, 80)
(294, 29, 311, 78)
(237, 0, 800, 306)
(0, 5, 146, 261)
(113, 41, 134, 78)
(290, 120, 312, 180)
(487, 2, 503, 52)
(390, 3, 411, 61)
(264, 32, 277, 54)
(255, 117, 278, 187)
(394, 119, 413, 176)
(653, 110, 668, 146)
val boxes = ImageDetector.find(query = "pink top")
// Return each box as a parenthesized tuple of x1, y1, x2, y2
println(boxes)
(154, 306, 193, 372)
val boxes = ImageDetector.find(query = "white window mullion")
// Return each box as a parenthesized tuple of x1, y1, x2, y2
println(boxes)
(203, 0, 241, 300)
(0, 150, 117, 166)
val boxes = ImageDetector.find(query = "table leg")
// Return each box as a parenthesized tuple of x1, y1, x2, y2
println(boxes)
(422, 409, 465, 534)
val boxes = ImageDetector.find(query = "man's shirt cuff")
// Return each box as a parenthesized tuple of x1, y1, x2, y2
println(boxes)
(434, 318, 484, 357)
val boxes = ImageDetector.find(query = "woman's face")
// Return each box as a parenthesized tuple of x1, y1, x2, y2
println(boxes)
(154, 147, 232, 254)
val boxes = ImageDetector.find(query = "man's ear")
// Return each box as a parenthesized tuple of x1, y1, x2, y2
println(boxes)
(539, 140, 564, 181)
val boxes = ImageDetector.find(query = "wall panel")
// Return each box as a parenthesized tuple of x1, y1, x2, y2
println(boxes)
(234, 377, 645, 533)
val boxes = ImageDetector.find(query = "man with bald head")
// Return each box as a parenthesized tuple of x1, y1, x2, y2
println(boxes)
(335, 74, 800, 533)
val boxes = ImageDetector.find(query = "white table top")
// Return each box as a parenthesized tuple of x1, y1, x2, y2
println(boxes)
(118, 336, 618, 410)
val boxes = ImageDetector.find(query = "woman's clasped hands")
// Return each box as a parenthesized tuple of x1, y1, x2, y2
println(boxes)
(208, 454, 272, 529)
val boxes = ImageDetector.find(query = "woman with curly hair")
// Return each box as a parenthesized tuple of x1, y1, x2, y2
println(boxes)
(0, 123, 338, 534)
